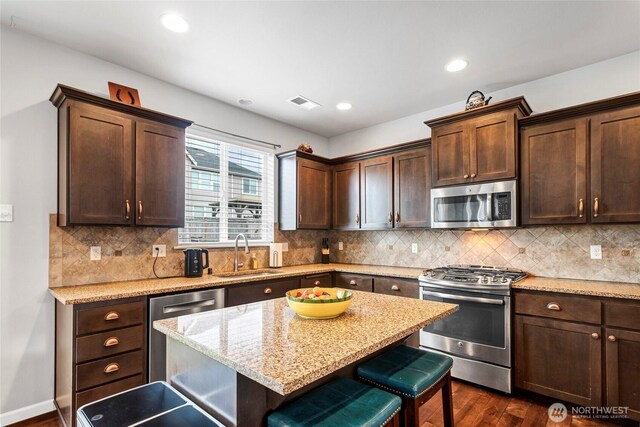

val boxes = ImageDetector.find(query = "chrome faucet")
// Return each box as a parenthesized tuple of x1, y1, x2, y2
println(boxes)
(234, 233, 250, 272)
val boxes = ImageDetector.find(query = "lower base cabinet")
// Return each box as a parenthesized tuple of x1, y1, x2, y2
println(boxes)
(514, 290, 640, 422)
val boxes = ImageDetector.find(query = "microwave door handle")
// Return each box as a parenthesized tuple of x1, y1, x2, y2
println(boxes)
(486, 193, 493, 221)
(421, 290, 504, 305)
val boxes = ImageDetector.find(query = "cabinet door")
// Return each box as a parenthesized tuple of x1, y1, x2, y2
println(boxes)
(394, 147, 431, 228)
(135, 121, 185, 227)
(296, 158, 331, 229)
(469, 111, 517, 182)
(605, 328, 640, 421)
(520, 118, 588, 224)
(360, 155, 393, 229)
(431, 122, 468, 186)
(515, 315, 602, 406)
(590, 105, 640, 223)
(68, 104, 133, 225)
(333, 162, 360, 230)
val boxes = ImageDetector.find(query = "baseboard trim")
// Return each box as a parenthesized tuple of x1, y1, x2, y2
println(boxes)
(0, 400, 56, 426)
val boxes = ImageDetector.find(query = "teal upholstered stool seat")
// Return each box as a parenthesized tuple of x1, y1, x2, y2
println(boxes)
(268, 377, 401, 427)
(357, 346, 454, 427)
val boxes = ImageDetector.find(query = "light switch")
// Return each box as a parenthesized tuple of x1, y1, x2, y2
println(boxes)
(338, 242, 344, 251)
(590, 245, 602, 260)
(282, 242, 289, 252)
(411, 243, 418, 254)
(90, 246, 101, 261)
(0, 204, 13, 222)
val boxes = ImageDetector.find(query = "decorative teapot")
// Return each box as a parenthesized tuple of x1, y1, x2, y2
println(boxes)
(465, 90, 492, 110)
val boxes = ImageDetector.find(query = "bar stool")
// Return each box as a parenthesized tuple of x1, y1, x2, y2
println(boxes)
(267, 377, 401, 427)
(357, 346, 454, 427)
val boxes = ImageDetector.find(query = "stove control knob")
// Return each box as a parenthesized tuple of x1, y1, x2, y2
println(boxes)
(492, 276, 499, 282)
(457, 342, 464, 348)
(481, 275, 489, 283)
(501, 277, 509, 283)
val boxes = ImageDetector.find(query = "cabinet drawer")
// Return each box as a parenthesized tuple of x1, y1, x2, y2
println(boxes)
(374, 277, 419, 298)
(514, 291, 601, 324)
(75, 350, 144, 391)
(227, 278, 300, 307)
(300, 273, 332, 288)
(76, 301, 144, 335)
(334, 273, 373, 292)
(604, 301, 640, 330)
(75, 374, 144, 409)
(76, 325, 144, 363)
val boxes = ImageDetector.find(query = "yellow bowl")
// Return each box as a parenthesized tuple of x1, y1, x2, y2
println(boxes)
(286, 287, 353, 319)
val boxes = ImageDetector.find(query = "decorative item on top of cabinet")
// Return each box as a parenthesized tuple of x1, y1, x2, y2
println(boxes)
(277, 151, 332, 230)
(425, 97, 532, 187)
(50, 84, 192, 227)
(519, 91, 640, 225)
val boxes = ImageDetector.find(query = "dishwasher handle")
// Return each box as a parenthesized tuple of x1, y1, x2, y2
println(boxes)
(162, 298, 219, 314)
(421, 289, 504, 305)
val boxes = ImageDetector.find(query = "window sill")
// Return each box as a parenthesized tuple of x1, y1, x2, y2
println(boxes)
(174, 241, 272, 250)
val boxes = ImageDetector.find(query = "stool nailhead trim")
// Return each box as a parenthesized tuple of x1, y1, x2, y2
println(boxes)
(379, 406, 401, 427)
(359, 369, 450, 399)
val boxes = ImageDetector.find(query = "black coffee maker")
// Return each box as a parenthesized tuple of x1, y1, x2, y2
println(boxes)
(184, 249, 209, 277)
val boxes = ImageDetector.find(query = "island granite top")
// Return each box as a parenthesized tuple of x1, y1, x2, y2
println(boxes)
(153, 291, 457, 395)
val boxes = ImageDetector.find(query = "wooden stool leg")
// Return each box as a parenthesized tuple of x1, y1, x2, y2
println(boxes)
(441, 372, 454, 427)
(400, 396, 419, 427)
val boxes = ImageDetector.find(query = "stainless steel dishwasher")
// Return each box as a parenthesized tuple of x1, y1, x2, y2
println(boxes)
(149, 288, 225, 382)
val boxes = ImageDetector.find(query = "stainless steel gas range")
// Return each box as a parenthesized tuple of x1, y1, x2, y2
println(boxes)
(418, 265, 527, 393)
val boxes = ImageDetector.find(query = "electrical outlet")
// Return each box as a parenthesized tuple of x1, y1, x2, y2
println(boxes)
(338, 242, 344, 251)
(90, 246, 101, 261)
(282, 242, 289, 252)
(0, 204, 13, 222)
(590, 245, 602, 260)
(153, 245, 166, 257)
(411, 243, 418, 254)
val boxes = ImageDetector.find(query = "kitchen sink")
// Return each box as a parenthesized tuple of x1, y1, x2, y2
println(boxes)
(213, 269, 283, 278)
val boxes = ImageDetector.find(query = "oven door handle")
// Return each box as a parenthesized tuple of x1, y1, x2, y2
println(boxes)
(421, 290, 505, 305)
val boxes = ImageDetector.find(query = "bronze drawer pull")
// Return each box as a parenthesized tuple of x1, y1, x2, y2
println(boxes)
(314, 281, 321, 286)
(104, 311, 120, 321)
(546, 303, 561, 311)
(355, 213, 360, 225)
(395, 211, 400, 223)
(349, 280, 357, 286)
(608, 335, 617, 342)
(591, 333, 600, 340)
(463, 174, 470, 179)
(470, 173, 477, 178)
(263, 288, 272, 294)
(388, 212, 392, 223)
(138, 200, 143, 220)
(593, 197, 599, 217)
(125, 199, 130, 219)
(578, 198, 584, 218)
(299, 213, 302, 223)
(103, 337, 120, 347)
(104, 363, 119, 374)
(391, 285, 399, 291)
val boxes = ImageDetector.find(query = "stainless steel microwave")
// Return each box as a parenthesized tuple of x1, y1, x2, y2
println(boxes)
(430, 180, 517, 228)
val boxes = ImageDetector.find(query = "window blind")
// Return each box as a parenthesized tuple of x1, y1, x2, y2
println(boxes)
(179, 133, 275, 246)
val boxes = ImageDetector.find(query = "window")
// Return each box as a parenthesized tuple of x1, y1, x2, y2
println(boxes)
(242, 178, 258, 195)
(180, 133, 275, 246)
(191, 170, 220, 192)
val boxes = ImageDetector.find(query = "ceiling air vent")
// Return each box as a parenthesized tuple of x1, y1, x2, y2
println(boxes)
(287, 95, 321, 111)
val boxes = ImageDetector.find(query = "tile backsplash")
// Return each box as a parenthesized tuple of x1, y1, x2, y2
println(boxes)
(49, 214, 640, 287)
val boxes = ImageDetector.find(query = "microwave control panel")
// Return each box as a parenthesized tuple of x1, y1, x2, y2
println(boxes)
(492, 192, 512, 220)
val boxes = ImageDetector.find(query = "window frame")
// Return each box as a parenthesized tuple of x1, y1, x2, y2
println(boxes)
(241, 177, 258, 195)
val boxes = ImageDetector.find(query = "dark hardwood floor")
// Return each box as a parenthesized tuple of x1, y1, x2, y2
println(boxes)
(10, 381, 630, 427)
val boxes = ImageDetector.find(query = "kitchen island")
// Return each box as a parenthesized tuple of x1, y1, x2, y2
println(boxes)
(153, 290, 457, 427)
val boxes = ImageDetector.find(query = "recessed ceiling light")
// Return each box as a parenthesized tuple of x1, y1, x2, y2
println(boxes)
(336, 102, 352, 111)
(445, 59, 467, 72)
(238, 98, 253, 106)
(161, 13, 189, 33)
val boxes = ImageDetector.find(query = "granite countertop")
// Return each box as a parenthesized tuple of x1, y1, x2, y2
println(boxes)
(153, 291, 457, 395)
(49, 263, 425, 304)
(513, 276, 640, 300)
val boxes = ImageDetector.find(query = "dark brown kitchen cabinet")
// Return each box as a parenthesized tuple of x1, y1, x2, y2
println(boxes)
(514, 314, 602, 407)
(334, 273, 373, 292)
(360, 155, 393, 229)
(426, 97, 531, 187)
(373, 277, 419, 298)
(278, 152, 331, 230)
(590, 105, 640, 223)
(394, 147, 431, 228)
(520, 118, 588, 224)
(605, 327, 640, 421)
(333, 161, 361, 230)
(55, 297, 147, 427)
(51, 84, 192, 227)
(226, 277, 301, 306)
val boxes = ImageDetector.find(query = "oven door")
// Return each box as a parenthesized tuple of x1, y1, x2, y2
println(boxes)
(420, 286, 511, 367)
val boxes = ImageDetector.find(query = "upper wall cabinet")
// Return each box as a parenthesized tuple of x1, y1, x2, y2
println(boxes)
(51, 85, 193, 227)
(278, 152, 331, 230)
(425, 97, 532, 187)
(519, 92, 640, 225)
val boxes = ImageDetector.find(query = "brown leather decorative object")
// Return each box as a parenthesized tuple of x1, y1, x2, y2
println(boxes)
(108, 82, 141, 107)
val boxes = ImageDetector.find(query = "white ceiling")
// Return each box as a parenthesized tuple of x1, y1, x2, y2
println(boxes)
(1, 1, 639, 137)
